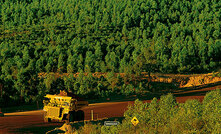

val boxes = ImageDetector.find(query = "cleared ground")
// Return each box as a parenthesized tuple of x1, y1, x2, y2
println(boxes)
(0, 83, 220, 134)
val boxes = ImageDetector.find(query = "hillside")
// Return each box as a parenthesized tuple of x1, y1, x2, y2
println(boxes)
(0, 0, 220, 105)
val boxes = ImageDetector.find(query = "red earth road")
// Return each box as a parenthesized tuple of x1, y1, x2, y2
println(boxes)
(0, 84, 220, 134)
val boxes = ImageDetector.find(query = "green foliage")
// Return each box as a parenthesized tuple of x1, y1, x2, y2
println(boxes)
(0, 0, 221, 104)
(171, 100, 203, 133)
(124, 99, 149, 125)
(44, 74, 56, 90)
(157, 94, 177, 128)
(121, 84, 135, 96)
(76, 90, 221, 133)
(202, 89, 221, 133)
(77, 122, 101, 134)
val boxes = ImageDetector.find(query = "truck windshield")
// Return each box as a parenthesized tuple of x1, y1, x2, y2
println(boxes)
(43, 98, 50, 105)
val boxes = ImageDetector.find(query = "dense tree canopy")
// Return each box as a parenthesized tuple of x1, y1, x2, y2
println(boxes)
(0, 0, 220, 105)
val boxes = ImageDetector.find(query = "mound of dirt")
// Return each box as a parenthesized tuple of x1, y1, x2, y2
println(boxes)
(182, 74, 221, 87)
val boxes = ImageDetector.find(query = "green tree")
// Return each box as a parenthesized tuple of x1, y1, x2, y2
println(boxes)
(142, 44, 157, 91)
(58, 53, 65, 72)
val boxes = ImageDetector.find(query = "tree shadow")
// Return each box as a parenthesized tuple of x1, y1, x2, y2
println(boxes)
(150, 82, 178, 93)
(151, 81, 221, 97)
(173, 81, 221, 93)
(172, 81, 221, 97)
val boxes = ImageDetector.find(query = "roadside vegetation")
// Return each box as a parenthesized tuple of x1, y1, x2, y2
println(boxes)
(75, 89, 221, 134)
(0, 0, 220, 107)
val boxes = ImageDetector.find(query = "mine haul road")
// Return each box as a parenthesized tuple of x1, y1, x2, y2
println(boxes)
(0, 83, 220, 134)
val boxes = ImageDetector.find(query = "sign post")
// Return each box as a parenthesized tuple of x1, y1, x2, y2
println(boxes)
(91, 110, 93, 121)
(104, 121, 120, 126)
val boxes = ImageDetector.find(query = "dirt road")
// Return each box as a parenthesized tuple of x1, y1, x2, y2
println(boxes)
(0, 84, 220, 134)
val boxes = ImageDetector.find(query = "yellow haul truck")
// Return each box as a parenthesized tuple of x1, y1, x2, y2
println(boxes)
(43, 90, 88, 122)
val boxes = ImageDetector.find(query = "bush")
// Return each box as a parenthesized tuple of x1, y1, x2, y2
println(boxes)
(170, 99, 203, 133)
(157, 94, 178, 132)
(76, 122, 101, 134)
(121, 84, 135, 96)
(101, 125, 121, 134)
(123, 99, 149, 124)
(202, 89, 221, 133)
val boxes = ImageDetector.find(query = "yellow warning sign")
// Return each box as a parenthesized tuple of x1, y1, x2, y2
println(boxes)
(131, 116, 139, 126)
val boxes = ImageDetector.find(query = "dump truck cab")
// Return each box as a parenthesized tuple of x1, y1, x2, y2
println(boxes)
(43, 90, 88, 122)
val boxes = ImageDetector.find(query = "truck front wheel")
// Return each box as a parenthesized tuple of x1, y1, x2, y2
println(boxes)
(76, 110, 84, 121)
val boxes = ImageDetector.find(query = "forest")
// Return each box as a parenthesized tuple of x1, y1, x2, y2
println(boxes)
(0, 0, 220, 105)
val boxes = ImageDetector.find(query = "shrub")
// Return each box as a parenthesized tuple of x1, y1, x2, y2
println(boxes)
(170, 99, 203, 133)
(76, 122, 101, 134)
(101, 125, 121, 134)
(202, 89, 221, 133)
(157, 93, 177, 132)
(123, 99, 148, 127)
(121, 84, 135, 96)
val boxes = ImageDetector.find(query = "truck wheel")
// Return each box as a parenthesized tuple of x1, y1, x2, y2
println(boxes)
(76, 110, 84, 121)
(69, 111, 76, 122)
(62, 114, 68, 121)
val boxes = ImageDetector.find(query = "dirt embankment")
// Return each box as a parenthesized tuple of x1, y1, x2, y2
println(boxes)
(151, 73, 221, 88)
(181, 74, 221, 87)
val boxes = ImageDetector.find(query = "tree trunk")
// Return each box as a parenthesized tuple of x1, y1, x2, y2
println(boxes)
(147, 71, 153, 92)
(0, 84, 2, 98)
(37, 100, 39, 110)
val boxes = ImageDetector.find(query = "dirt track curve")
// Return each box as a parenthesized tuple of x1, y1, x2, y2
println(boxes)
(0, 83, 220, 134)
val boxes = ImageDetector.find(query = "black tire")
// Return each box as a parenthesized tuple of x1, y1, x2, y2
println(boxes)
(69, 111, 76, 122)
(62, 114, 68, 121)
(76, 110, 85, 121)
